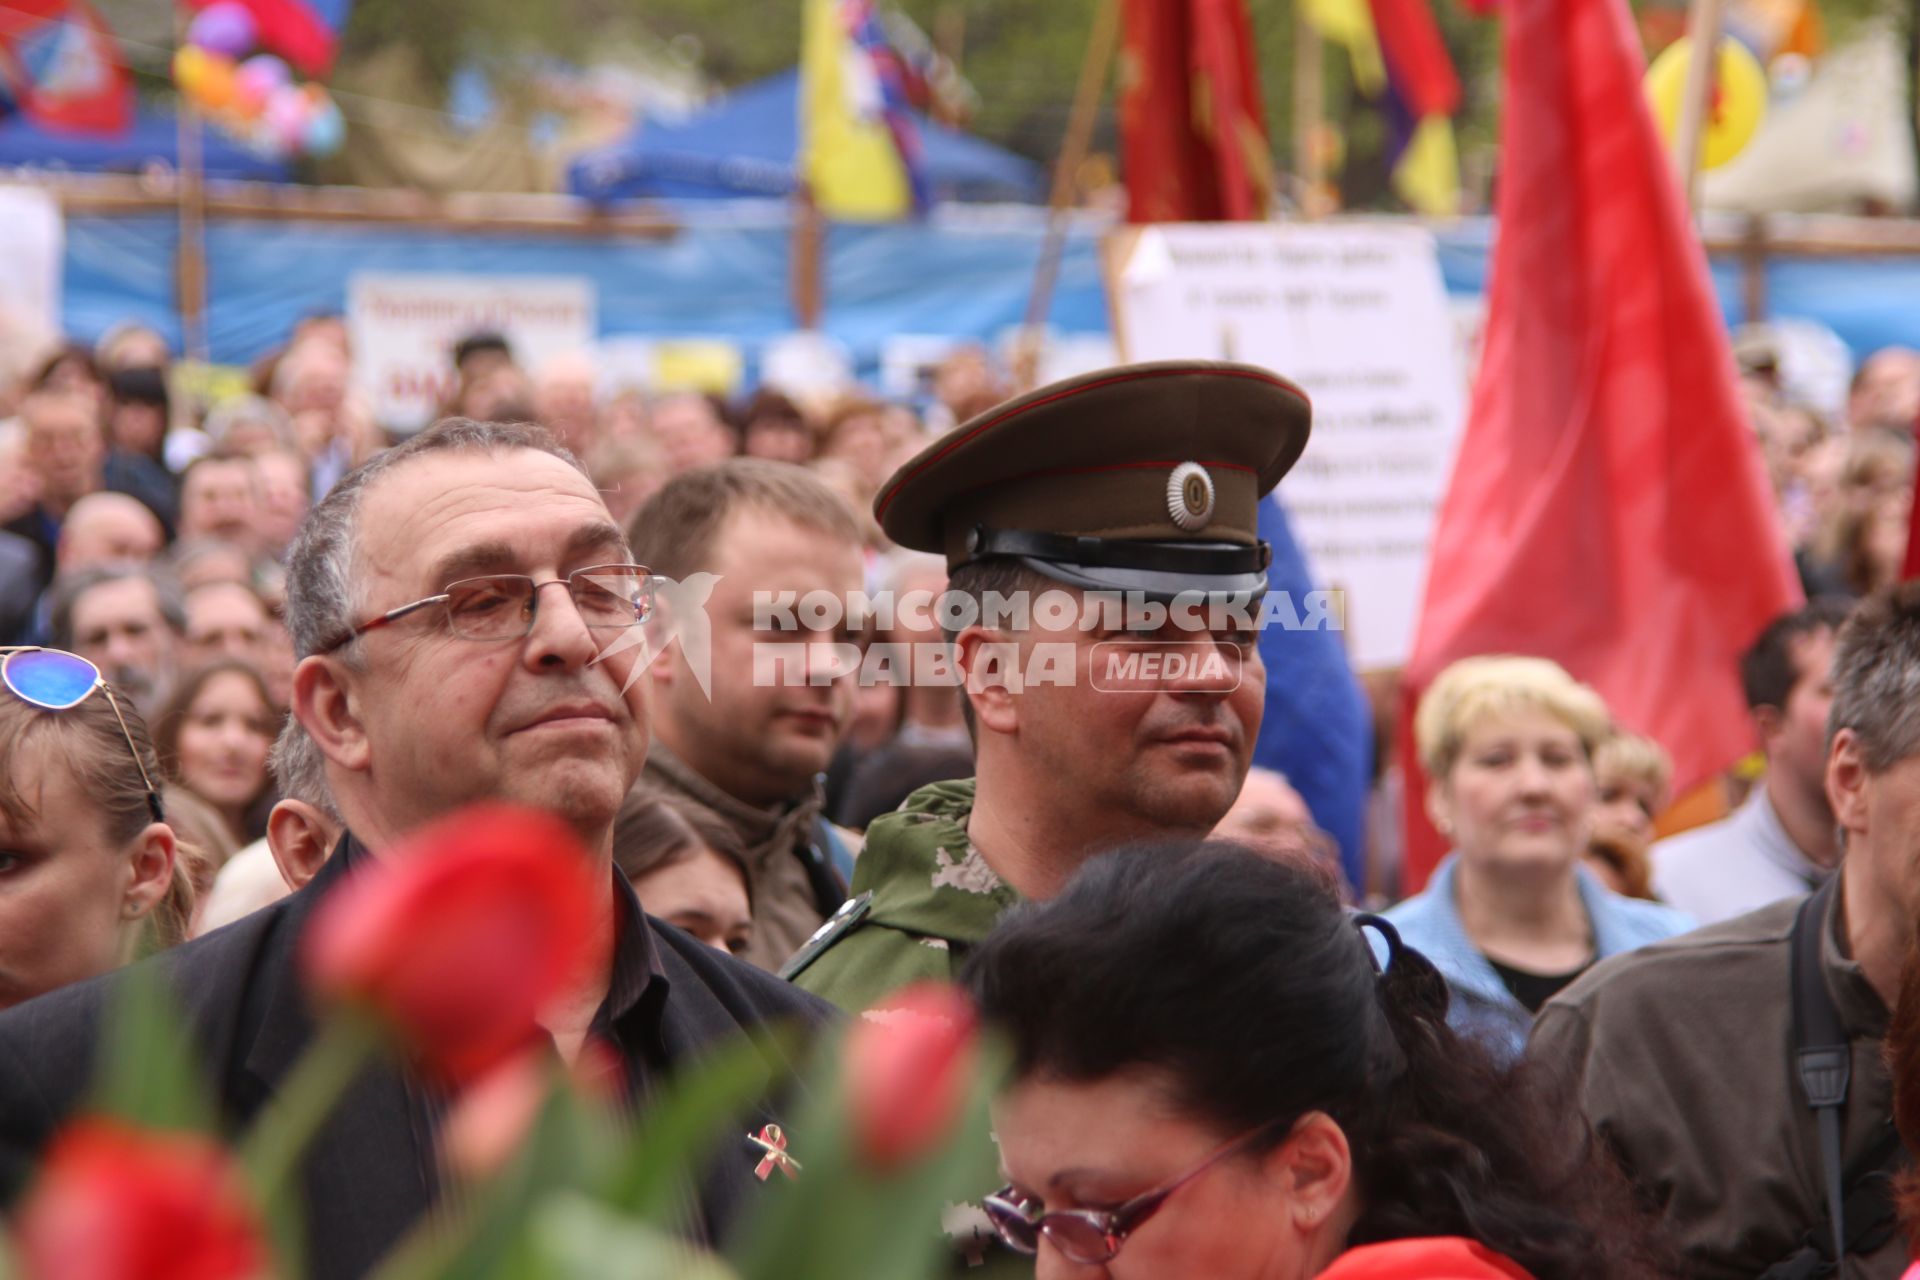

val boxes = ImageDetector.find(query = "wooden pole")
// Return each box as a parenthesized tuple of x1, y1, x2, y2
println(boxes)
(1015, 0, 1122, 389)
(1673, 0, 1727, 213)
(1293, 2, 1326, 218)
(789, 183, 824, 330)
(174, 13, 210, 363)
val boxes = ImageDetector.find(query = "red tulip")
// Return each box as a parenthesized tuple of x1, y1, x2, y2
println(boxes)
(845, 982, 979, 1172)
(16, 1118, 265, 1280)
(302, 804, 604, 1088)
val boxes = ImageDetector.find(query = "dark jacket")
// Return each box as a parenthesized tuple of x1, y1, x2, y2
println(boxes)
(0, 834, 836, 1280)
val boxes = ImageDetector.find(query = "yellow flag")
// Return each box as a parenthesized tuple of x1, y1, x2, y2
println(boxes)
(1301, 0, 1386, 97)
(800, 0, 912, 220)
(1392, 115, 1460, 217)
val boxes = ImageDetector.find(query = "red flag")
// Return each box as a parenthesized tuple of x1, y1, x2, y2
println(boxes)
(1118, 0, 1271, 222)
(1398, 0, 1800, 890)
(1367, 0, 1461, 118)
(0, 0, 131, 135)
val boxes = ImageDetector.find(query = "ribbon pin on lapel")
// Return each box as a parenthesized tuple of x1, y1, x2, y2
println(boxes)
(749, 1124, 802, 1181)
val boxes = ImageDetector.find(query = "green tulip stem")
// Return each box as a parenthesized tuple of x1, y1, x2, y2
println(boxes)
(241, 1013, 381, 1205)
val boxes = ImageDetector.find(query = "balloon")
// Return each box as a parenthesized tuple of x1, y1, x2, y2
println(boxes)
(186, 1, 257, 58)
(234, 54, 291, 111)
(1644, 36, 1768, 171)
(264, 85, 311, 150)
(303, 95, 345, 156)
(174, 47, 238, 112)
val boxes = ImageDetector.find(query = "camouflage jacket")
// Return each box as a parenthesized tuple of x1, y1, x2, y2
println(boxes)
(782, 778, 1033, 1276)
(783, 778, 1020, 1014)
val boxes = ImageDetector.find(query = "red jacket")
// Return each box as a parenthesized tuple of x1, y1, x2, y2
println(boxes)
(1319, 1237, 1535, 1280)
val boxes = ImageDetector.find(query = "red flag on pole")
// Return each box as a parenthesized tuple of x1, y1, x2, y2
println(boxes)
(0, 0, 132, 135)
(1398, 0, 1801, 891)
(1118, 0, 1271, 222)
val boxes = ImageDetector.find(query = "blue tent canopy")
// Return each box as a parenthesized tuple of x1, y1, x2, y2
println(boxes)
(0, 107, 291, 181)
(568, 69, 1040, 205)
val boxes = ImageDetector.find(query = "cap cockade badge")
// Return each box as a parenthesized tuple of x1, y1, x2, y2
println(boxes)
(1167, 462, 1216, 531)
(749, 1123, 802, 1181)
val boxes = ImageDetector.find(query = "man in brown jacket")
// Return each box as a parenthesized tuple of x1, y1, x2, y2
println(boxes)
(1530, 584, 1920, 1279)
(625, 460, 862, 971)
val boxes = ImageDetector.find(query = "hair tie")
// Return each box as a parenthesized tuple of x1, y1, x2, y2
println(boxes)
(1352, 912, 1404, 977)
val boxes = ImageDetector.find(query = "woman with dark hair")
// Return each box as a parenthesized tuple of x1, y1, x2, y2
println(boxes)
(965, 842, 1667, 1280)
(613, 787, 754, 957)
(155, 660, 278, 847)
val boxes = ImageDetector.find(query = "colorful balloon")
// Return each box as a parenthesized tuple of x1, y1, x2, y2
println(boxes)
(235, 54, 291, 111)
(303, 95, 345, 157)
(186, 1, 257, 58)
(1644, 36, 1769, 171)
(264, 84, 311, 150)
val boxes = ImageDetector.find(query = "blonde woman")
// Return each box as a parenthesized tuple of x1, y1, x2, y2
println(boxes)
(1384, 657, 1693, 1061)
(0, 648, 194, 1009)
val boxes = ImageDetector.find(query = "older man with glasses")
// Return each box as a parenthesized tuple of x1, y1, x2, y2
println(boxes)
(0, 419, 834, 1280)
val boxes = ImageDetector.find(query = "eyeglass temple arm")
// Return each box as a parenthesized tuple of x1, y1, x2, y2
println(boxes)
(322, 594, 451, 653)
(97, 683, 164, 824)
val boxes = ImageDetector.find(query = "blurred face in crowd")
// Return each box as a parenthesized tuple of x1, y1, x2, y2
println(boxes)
(1430, 708, 1595, 877)
(107, 399, 167, 458)
(0, 428, 38, 525)
(742, 416, 813, 464)
(651, 508, 863, 807)
(22, 393, 104, 513)
(173, 541, 254, 594)
(174, 670, 274, 819)
(184, 582, 270, 670)
(993, 1072, 1348, 1280)
(296, 448, 649, 849)
(629, 846, 752, 957)
(649, 394, 735, 476)
(252, 449, 311, 557)
(55, 493, 163, 573)
(1760, 628, 1838, 811)
(1592, 767, 1662, 852)
(99, 327, 170, 372)
(69, 576, 178, 713)
(965, 597, 1263, 843)
(0, 717, 174, 1009)
(532, 355, 601, 456)
(180, 457, 262, 550)
(1849, 347, 1920, 433)
(822, 407, 890, 493)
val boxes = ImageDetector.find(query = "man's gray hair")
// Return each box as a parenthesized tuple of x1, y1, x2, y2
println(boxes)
(267, 716, 341, 821)
(48, 563, 187, 647)
(284, 418, 586, 660)
(1827, 583, 1920, 773)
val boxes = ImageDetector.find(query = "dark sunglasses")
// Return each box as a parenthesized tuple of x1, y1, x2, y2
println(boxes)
(982, 1117, 1290, 1264)
(1, 648, 164, 823)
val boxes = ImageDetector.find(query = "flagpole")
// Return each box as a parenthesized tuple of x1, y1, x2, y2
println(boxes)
(1673, 0, 1727, 213)
(174, 11, 210, 364)
(1015, 0, 1121, 390)
(790, 182, 825, 330)
(1293, 2, 1326, 218)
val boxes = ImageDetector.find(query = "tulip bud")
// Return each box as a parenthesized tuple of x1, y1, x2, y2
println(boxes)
(303, 803, 604, 1088)
(17, 1118, 265, 1280)
(845, 982, 979, 1172)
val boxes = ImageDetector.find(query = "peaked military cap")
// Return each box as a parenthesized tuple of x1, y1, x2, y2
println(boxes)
(874, 360, 1311, 600)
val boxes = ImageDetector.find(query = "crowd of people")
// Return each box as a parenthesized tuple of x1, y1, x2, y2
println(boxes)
(2, 313, 1920, 1279)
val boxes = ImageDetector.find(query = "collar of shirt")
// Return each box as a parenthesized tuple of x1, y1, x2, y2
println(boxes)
(1740, 784, 1826, 890)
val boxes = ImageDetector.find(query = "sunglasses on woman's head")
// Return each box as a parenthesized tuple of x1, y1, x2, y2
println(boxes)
(1, 648, 164, 823)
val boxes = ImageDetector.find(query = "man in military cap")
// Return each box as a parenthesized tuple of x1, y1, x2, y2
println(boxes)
(784, 360, 1310, 1013)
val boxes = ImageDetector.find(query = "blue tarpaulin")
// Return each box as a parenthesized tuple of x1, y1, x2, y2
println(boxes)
(567, 70, 1041, 206)
(0, 107, 291, 181)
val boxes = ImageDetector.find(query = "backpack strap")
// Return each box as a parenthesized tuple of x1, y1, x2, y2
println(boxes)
(1789, 877, 1850, 1266)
